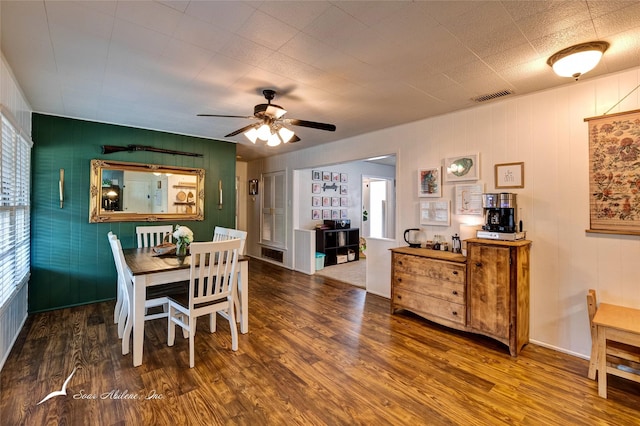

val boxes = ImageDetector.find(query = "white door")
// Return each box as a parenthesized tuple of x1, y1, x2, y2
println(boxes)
(261, 171, 286, 248)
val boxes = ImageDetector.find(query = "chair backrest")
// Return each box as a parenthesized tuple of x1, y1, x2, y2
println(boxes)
(587, 289, 598, 341)
(212, 226, 247, 255)
(136, 225, 173, 248)
(188, 239, 241, 308)
(108, 232, 130, 285)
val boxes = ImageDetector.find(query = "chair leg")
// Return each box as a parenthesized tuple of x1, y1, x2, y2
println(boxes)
(168, 305, 176, 347)
(209, 313, 217, 333)
(189, 322, 195, 368)
(588, 340, 598, 380)
(227, 302, 238, 352)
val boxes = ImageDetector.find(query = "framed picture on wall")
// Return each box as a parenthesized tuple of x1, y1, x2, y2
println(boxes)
(322, 196, 331, 207)
(341, 197, 348, 207)
(420, 200, 450, 226)
(312, 183, 321, 194)
(444, 153, 480, 182)
(341, 173, 348, 183)
(418, 167, 441, 197)
(332, 172, 340, 182)
(312, 170, 321, 181)
(322, 171, 331, 181)
(495, 162, 524, 189)
(332, 197, 340, 207)
(312, 196, 321, 207)
(312, 209, 321, 220)
(341, 209, 348, 219)
(340, 185, 348, 195)
(323, 209, 331, 219)
(454, 184, 483, 215)
(332, 210, 339, 219)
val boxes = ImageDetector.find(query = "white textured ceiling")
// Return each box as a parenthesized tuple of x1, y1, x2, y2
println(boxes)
(2, 1, 640, 161)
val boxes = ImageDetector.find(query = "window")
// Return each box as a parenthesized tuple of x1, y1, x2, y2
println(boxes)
(0, 113, 32, 308)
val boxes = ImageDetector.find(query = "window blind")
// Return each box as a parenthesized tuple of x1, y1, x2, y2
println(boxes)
(0, 114, 31, 308)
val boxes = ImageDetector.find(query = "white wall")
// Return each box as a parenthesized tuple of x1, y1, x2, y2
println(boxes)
(248, 65, 640, 359)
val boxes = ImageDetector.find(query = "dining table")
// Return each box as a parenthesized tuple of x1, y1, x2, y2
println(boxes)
(123, 247, 249, 367)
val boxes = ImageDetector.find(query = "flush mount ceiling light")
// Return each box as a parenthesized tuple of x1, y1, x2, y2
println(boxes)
(547, 41, 609, 80)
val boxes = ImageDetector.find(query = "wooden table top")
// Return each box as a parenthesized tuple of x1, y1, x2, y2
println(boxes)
(593, 302, 640, 334)
(123, 247, 248, 276)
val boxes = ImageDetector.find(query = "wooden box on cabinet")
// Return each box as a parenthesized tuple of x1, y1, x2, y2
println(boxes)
(466, 238, 531, 356)
(391, 247, 467, 329)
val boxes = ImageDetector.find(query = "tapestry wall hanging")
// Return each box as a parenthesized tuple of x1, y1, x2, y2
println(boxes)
(585, 108, 640, 235)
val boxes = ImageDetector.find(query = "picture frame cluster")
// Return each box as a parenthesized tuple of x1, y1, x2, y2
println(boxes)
(311, 170, 348, 220)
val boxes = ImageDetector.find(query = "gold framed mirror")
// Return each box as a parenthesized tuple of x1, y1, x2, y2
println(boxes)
(89, 159, 205, 223)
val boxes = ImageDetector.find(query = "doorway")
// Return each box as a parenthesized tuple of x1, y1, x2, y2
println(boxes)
(362, 176, 395, 239)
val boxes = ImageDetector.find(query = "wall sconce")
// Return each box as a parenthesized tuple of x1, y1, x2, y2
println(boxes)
(249, 179, 258, 202)
(59, 169, 64, 208)
(547, 41, 609, 80)
(218, 180, 223, 210)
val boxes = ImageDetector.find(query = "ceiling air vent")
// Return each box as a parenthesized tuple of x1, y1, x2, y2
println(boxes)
(472, 89, 514, 103)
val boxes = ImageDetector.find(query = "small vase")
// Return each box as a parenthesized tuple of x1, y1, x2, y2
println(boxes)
(176, 241, 188, 257)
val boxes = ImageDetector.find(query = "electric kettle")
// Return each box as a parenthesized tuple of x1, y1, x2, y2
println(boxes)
(404, 228, 425, 248)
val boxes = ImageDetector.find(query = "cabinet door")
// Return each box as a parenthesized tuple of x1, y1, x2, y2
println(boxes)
(261, 171, 286, 248)
(467, 244, 511, 339)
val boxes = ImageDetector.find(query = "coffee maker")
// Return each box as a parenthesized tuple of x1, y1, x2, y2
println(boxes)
(477, 193, 525, 240)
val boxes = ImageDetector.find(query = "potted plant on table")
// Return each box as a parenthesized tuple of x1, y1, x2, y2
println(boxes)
(173, 225, 194, 257)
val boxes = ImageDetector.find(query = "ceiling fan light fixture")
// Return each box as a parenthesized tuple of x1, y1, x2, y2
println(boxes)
(547, 41, 609, 80)
(267, 132, 282, 147)
(278, 127, 295, 144)
(256, 123, 271, 141)
(244, 127, 259, 143)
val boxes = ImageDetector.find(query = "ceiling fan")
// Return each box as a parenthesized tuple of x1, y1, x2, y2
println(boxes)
(198, 89, 336, 147)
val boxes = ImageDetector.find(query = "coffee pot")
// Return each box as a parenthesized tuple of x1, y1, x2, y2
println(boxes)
(404, 228, 425, 248)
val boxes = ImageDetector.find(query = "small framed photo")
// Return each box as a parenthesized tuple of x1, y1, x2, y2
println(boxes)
(420, 200, 450, 226)
(312, 209, 321, 220)
(322, 171, 331, 181)
(418, 167, 441, 197)
(323, 209, 331, 219)
(340, 197, 348, 207)
(312, 196, 321, 207)
(340, 185, 348, 195)
(340, 173, 348, 183)
(332, 210, 339, 219)
(340, 209, 348, 219)
(312, 170, 321, 181)
(444, 153, 479, 182)
(332, 172, 340, 182)
(312, 183, 321, 194)
(495, 162, 524, 189)
(331, 197, 340, 207)
(322, 196, 331, 207)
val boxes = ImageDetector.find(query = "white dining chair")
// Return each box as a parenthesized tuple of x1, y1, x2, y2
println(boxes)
(212, 226, 247, 255)
(109, 232, 177, 355)
(136, 225, 173, 248)
(167, 239, 241, 368)
(108, 232, 129, 337)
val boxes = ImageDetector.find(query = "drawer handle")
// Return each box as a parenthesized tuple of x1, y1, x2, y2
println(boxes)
(452, 271, 458, 275)
(475, 262, 482, 267)
(398, 261, 403, 266)
(397, 278, 402, 283)
(452, 290, 458, 295)
(397, 295, 402, 300)
(452, 311, 458, 316)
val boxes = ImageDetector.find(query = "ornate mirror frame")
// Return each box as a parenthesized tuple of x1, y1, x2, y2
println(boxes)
(89, 159, 205, 223)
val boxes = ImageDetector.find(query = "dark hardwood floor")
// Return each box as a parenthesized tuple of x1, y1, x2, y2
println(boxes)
(1, 258, 639, 425)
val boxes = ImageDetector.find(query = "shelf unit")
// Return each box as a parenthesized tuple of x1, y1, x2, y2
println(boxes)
(316, 228, 359, 266)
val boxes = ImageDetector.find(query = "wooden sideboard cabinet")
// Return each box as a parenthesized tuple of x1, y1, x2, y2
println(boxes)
(466, 238, 531, 356)
(390, 239, 531, 356)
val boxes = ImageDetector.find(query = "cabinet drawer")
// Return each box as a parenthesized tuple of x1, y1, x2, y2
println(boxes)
(393, 253, 465, 285)
(394, 272, 465, 304)
(394, 288, 466, 325)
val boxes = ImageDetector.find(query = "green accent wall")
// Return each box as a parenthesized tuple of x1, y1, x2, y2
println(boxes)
(30, 114, 236, 313)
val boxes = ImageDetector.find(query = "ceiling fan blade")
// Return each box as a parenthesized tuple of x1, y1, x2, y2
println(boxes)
(225, 123, 259, 137)
(288, 134, 301, 143)
(287, 119, 336, 132)
(198, 114, 256, 119)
